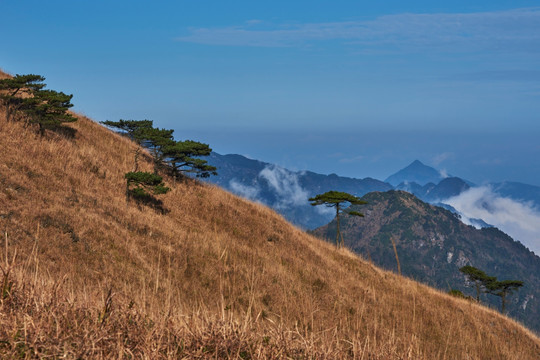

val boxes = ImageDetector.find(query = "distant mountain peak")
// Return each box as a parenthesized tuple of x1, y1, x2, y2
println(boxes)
(385, 160, 444, 186)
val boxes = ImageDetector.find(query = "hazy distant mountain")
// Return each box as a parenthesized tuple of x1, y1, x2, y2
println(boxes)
(397, 177, 471, 203)
(206, 153, 392, 229)
(206, 155, 540, 252)
(311, 190, 540, 332)
(491, 181, 540, 210)
(385, 160, 444, 186)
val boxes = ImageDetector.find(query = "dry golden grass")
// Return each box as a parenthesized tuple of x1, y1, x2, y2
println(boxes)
(0, 70, 539, 358)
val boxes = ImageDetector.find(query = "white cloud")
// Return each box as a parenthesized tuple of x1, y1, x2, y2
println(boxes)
(433, 152, 454, 166)
(176, 8, 540, 53)
(444, 186, 540, 255)
(229, 179, 260, 201)
(259, 165, 309, 209)
(439, 169, 449, 178)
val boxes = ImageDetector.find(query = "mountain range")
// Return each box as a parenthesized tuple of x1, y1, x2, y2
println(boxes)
(207, 155, 540, 248)
(207, 152, 393, 229)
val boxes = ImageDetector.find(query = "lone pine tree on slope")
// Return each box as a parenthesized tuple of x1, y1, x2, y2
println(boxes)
(309, 191, 367, 248)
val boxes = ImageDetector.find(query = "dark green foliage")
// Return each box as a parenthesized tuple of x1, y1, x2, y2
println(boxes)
(459, 266, 495, 302)
(135, 127, 175, 173)
(125, 171, 170, 211)
(487, 279, 524, 314)
(0, 74, 45, 122)
(100, 119, 153, 143)
(164, 140, 217, 178)
(309, 191, 367, 208)
(0, 74, 76, 134)
(125, 171, 170, 196)
(309, 191, 367, 248)
(460, 265, 524, 313)
(24, 89, 77, 134)
(101, 119, 217, 179)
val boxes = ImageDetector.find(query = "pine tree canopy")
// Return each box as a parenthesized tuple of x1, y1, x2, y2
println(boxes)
(164, 140, 217, 178)
(0, 74, 46, 122)
(487, 280, 524, 295)
(309, 191, 367, 209)
(100, 119, 153, 141)
(459, 266, 494, 283)
(23, 89, 77, 132)
(0, 74, 46, 96)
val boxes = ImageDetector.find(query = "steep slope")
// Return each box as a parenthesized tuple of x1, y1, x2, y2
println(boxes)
(207, 152, 392, 229)
(0, 73, 539, 358)
(311, 190, 540, 332)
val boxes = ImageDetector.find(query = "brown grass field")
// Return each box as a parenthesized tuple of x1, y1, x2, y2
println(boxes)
(0, 70, 539, 358)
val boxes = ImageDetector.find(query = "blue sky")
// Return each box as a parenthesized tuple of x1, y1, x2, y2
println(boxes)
(2, 1, 540, 185)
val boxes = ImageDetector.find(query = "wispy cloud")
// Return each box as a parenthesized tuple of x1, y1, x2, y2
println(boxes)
(259, 165, 308, 209)
(176, 8, 540, 53)
(226, 164, 311, 210)
(444, 186, 540, 255)
(229, 179, 259, 201)
(433, 152, 454, 166)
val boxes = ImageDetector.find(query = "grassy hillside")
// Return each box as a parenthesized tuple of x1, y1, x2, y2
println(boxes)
(0, 71, 539, 358)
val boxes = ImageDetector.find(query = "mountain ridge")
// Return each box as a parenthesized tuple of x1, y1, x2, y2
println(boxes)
(385, 159, 444, 186)
(311, 190, 540, 332)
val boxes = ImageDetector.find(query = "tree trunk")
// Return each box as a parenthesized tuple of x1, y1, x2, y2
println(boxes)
(133, 147, 140, 172)
(391, 237, 401, 276)
(501, 292, 507, 314)
(335, 204, 340, 248)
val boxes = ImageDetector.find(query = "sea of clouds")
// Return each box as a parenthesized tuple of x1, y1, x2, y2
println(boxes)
(444, 186, 540, 255)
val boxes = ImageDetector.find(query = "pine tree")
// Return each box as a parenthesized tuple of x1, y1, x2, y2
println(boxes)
(125, 171, 170, 202)
(309, 191, 367, 248)
(487, 279, 524, 314)
(24, 89, 77, 135)
(136, 127, 175, 174)
(0, 74, 45, 122)
(164, 140, 217, 180)
(459, 265, 496, 302)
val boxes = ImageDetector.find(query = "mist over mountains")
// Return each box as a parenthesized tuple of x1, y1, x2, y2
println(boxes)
(207, 154, 540, 255)
(207, 153, 392, 229)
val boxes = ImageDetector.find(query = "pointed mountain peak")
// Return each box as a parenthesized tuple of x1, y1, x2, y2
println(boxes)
(385, 160, 443, 187)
